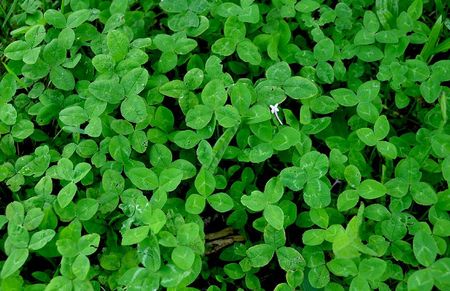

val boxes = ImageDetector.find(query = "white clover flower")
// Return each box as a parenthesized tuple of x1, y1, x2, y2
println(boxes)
(270, 103, 283, 125)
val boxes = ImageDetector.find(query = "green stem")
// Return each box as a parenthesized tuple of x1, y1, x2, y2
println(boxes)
(1, 0, 18, 29)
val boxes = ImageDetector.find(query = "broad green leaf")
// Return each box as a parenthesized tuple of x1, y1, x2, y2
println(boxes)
(356, 102, 379, 123)
(50, 66, 75, 91)
(212, 38, 236, 57)
(21, 47, 40, 64)
(207, 193, 234, 212)
(76, 198, 98, 221)
(373, 115, 389, 140)
(172, 130, 201, 149)
(407, 0, 423, 20)
(216, 2, 242, 17)
(266, 62, 291, 83)
(57, 182, 77, 208)
(45, 276, 72, 291)
(356, 45, 384, 62)
(25, 25, 46, 48)
(276, 247, 305, 271)
(310, 95, 338, 114)
(344, 165, 361, 187)
(376, 141, 398, 159)
(302, 229, 326, 246)
(121, 68, 149, 96)
(107, 30, 129, 62)
(1, 248, 29, 279)
(406, 59, 430, 81)
(241, 190, 267, 212)
(138, 236, 161, 271)
(67, 9, 90, 28)
(420, 78, 441, 103)
(356, 128, 378, 146)
(4, 41, 29, 60)
(263, 205, 284, 230)
(304, 179, 331, 209)
(102, 169, 125, 194)
(29, 229, 56, 250)
(264, 177, 284, 204)
(327, 258, 358, 277)
(216, 105, 241, 128)
(42, 39, 66, 67)
(358, 258, 387, 279)
(249, 142, 273, 163)
(283, 76, 318, 100)
(280, 167, 307, 191)
(309, 208, 329, 228)
(0, 74, 17, 103)
(236, 39, 261, 65)
(244, 104, 272, 124)
(58, 27, 75, 49)
(381, 215, 408, 241)
(300, 151, 329, 179)
(272, 127, 301, 151)
(314, 38, 334, 61)
(148, 209, 166, 234)
(11, 120, 35, 140)
(159, 168, 183, 192)
(0, 104, 17, 126)
(295, 0, 320, 12)
(364, 11, 380, 32)
(197, 140, 213, 166)
(73, 162, 91, 183)
(127, 167, 159, 190)
(72, 254, 90, 280)
(316, 61, 335, 83)
(433, 219, 450, 237)
(246, 244, 275, 267)
(158, 51, 177, 73)
(183, 68, 204, 90)
(201, 79, 227, 109)
(330, 88, 358, 106)
(89, 79, 125, 104)
(59, 106, 88, 127)
(308, 265, 330, 288)
(122, 226, 150, 246)
(171, 246, 195, 270)
(121, 95, 148, 123)
(224, 16, 246, 41)
(407, 269, 434, 291)
(195, 168, 215, 196)
(23, 208, 44, 230)
(410, 182, 438, 206)
(109, 135, 131, 162)
(431, 134, 450, 158)
(174, 37, 197, 54)
(430, 258, 450, 290)
(44, 9, 66, 28)
(358, 179, 386, 199)
(22, 59, 50, 80)
(160, 0, 188, 13)
(376, 30, 399, 43)
(239, 3, 260, 23)
(413, 230, 438, 267)
(264, 225, 286, 249)
(356, 80, 380, 102)
(337, 190, 359, 212)
(159, 80, 187, 98)
(185, 194, 206, 214)
(349, 275, 370, 291)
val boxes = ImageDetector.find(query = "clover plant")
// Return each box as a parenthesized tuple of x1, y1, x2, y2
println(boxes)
(0, 0, 449, 290)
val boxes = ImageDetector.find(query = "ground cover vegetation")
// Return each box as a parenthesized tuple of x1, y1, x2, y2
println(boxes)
(0, 0, 449, 290)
